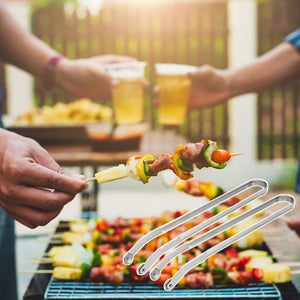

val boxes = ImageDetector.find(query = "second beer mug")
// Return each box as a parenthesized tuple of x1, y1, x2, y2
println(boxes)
(155, 63, 197, 125)
(107, 62, 146, 124)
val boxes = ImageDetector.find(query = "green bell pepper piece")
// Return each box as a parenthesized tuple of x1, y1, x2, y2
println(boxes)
(137, 256, 147, 263)
(80, 263, 91, 280)
(92, 231, 102, 245)
(92, 251, 102, 267)
(143, 158, 157, 176)
(211, 267, 233, 285)
(204, 141, 227, 169)
(212, 206, 219, 215)
(177, 156, 194, 172)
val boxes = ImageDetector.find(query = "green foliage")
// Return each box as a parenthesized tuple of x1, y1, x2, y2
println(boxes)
(31, 0, 77, 10)
(271, 163, 297, 190)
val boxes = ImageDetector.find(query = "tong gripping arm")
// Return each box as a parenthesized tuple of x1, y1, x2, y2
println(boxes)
(123, 179, 268, 266)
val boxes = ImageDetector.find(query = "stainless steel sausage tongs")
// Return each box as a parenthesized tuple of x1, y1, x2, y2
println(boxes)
(122, 178, 295, 291)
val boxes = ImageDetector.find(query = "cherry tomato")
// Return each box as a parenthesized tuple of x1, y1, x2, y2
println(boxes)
(212, 149, 231, 163)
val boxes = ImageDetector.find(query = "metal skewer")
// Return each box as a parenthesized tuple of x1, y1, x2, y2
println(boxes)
(230, 152, 243, 157)
(85, 177, 96, 183)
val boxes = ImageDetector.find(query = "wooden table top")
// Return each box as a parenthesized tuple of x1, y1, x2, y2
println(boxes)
(44, 131, 188, 167)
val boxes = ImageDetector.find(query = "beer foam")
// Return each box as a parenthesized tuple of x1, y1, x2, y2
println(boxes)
(106, 62, 146, 80)
(155, 63, 197, 75)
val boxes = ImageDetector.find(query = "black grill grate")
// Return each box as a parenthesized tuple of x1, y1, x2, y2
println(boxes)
(44, 279, 281, 299)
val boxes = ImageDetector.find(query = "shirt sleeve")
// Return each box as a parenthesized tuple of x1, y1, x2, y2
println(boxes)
(285, 28, 300, 52)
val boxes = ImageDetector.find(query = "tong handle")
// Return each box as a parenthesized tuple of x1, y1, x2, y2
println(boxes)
(164, 194, 295, 291)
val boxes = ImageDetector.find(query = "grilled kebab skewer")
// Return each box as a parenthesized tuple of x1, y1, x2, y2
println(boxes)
(86, 140, 242, 184)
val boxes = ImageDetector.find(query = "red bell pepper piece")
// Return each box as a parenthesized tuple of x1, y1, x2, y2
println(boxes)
(252, 268, 263, 282)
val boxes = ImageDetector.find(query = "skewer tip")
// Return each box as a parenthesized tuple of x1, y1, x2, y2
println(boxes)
(230, 152, 244, 157)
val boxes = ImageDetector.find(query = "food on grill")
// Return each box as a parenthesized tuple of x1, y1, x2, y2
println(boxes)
(42, 207, 288, 288)
(14, 98, 112, 126)
(172, 179, 224, 199)
(232, 218, 264, 249)
(259, 264, 291, 283)
(92, 140, 239, 184)
(48, 245, 73, 258)
(245, 256, 274, 272)
(48, 245, 291, 285)
(238, 249, 268, 259)
(52, 252, 80, 268)
(53, 267, 82, 280)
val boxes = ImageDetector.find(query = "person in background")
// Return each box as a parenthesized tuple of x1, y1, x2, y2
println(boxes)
(0, 4, 135, 299)
(188, 29, 300, 237)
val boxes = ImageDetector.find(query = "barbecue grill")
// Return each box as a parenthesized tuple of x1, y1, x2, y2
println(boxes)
(45, 280, 281, 300)
(23, 222, 300, 300)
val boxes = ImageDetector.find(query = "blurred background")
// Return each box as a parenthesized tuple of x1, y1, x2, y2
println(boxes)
(1, 0, 300, 190)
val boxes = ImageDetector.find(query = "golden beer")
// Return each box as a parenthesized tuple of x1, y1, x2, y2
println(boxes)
(156, 64, 197, 125)
(107, 62, 146, 124)
(112, 78, 144, 124)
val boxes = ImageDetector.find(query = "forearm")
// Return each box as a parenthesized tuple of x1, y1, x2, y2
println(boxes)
(0, 5, 58, 77)
(227, 42, 300, 97)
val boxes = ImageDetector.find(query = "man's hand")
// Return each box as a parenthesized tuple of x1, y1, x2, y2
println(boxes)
(188, 65, 231, 109)
(0, 129, 87, 228)
(54, 55, 136, 100)
(287, 217, 300, 238)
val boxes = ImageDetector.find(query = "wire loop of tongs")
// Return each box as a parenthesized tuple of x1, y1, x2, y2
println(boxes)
(122, 179, 295, 291)
(123, 179, 268, 266)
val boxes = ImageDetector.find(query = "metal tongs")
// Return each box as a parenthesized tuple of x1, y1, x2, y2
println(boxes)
(123, 178, 295, 291)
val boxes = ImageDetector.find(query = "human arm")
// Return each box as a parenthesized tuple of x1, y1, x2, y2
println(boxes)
(0, 129, 87, 228)
(188, 41, 300, 109)
(0, 4, 135, 99)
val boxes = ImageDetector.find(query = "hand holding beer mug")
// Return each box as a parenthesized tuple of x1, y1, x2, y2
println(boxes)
(155, 64, 197, 125)
(107, 62, 146, 124)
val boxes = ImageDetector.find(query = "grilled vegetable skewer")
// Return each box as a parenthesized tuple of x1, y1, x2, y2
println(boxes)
(86, 140, 242, 184)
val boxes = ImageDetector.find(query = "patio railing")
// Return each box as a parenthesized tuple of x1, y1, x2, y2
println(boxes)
(257, 0, 300, 159)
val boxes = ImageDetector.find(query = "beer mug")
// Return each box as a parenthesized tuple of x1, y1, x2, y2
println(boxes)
(107, 62, 146, 124)
(155, 63, 197, 125)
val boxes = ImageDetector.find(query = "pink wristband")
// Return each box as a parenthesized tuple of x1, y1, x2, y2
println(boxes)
(43, 55, 64, 91)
